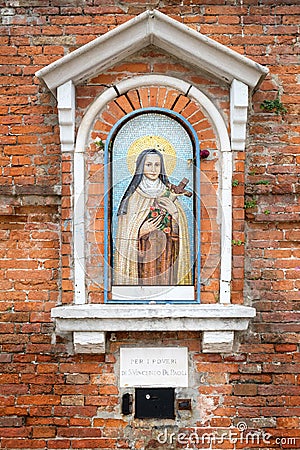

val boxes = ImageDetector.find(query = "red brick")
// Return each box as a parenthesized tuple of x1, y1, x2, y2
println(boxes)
(275, 344, 298, 352)
(47, 440, 71, 449)
(70, 439, 115, 448)
(32, 426, 56, 438)
(115, 95, 134, 114)
(233, 384, 258, 396)
(277, 417, 299, 428)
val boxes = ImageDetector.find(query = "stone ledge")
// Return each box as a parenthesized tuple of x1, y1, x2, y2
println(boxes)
(51, 304, 255, 354)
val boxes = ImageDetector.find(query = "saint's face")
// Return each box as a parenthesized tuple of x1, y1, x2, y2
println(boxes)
(143, 154, 161, 180)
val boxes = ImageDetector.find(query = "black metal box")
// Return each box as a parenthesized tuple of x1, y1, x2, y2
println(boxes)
(135, 388, 175, 419)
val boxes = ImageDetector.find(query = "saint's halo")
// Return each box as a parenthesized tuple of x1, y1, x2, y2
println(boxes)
(127, 135, 177, 176)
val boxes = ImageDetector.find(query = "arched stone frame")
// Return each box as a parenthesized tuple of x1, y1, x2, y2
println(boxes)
(74, 75, 232, 306)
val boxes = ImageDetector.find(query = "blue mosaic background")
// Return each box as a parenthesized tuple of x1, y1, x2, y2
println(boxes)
(111, 112, 195, 267)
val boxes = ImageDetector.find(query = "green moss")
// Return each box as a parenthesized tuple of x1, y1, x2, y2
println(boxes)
(260, 91, 287, 116)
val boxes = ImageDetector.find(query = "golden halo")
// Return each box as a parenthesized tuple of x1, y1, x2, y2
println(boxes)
(127, 135, 177, 176)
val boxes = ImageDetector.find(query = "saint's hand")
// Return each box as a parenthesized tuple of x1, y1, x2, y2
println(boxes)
(157, 197, 178, 218)
(139, 216, 162, 238)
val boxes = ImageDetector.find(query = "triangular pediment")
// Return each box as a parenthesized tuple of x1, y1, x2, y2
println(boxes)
(36, 9, 268, 96)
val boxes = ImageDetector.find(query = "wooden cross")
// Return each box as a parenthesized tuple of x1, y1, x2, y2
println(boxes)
(168, 178, 192, 197)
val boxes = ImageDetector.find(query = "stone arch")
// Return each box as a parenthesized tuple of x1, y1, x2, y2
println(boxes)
(74, 75, 231, 305)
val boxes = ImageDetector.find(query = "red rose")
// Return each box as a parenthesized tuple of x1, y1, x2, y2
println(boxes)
(200, 149, 210, 159)
(164, 227, 171, 234)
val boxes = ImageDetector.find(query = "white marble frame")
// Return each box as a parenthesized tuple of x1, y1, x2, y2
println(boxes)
(73, 74, 238, 306)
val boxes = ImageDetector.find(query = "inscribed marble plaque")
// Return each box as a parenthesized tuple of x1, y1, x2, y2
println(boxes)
(120, 347, 188, 387)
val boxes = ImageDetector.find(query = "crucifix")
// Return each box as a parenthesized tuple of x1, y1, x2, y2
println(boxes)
(167, 178, 193, 199)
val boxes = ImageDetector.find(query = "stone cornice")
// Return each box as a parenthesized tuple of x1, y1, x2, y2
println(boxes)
(36, 10, 268, 96)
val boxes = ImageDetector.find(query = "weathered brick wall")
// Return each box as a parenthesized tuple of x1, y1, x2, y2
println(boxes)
(0, 1, 299, 449)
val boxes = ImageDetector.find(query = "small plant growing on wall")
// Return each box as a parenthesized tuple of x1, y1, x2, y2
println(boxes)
(244, 198, 257, 209)
(255, 180, 270, 185)
(260, 91, 287, 116)
(232, 239, 244, 246)
(94, 136, 105, 150)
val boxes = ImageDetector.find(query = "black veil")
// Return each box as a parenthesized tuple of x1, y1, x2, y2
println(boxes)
(117, 149, 169, 216)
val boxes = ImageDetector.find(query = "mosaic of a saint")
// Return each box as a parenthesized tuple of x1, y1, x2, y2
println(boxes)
(113, 143, 192, 286)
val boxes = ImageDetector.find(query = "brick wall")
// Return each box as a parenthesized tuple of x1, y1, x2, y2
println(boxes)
(0, 1, 299, 449)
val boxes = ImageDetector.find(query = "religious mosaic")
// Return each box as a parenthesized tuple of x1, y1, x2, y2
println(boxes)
(111, 112, 196, 288)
